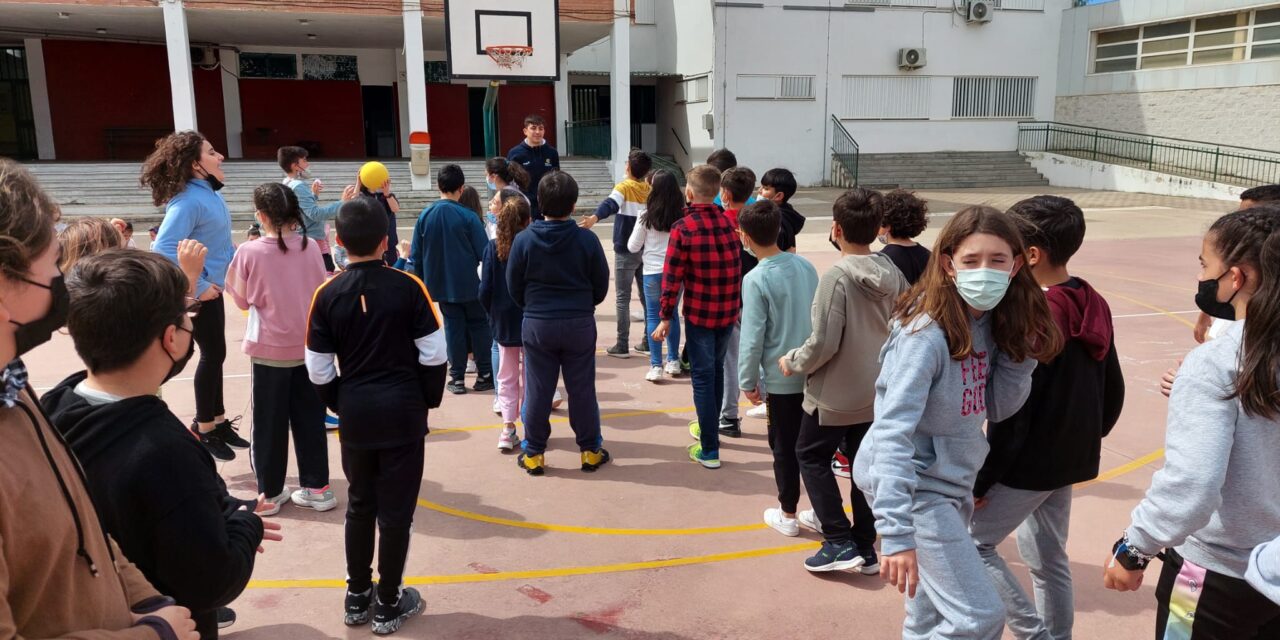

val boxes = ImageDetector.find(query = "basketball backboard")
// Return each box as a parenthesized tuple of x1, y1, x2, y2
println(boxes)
(445, 0, 560, 81)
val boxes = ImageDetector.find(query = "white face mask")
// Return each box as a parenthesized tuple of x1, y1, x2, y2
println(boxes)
(953, 266, 1013, 311)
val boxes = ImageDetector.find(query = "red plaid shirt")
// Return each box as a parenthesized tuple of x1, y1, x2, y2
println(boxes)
(660, 203, 742, 329)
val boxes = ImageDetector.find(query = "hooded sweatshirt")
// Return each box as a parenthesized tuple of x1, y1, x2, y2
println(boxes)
(782, 253, 908, 425)
(409, 199, 489, 304)
(0, 385, 173, 640)
(1247, 535, 1280, 604)
(777, 201, 806, 253)
(43, 372, 263, 638)
(506, 218, 610, 320)
(854, 312, 1038, 556)
(974, 277, 1125, 497)
(1126, 321, 1280, 579)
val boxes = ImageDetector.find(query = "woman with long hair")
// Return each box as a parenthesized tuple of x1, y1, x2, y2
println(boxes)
(140, 131, 244, 461)
(58, 217, 122, 272)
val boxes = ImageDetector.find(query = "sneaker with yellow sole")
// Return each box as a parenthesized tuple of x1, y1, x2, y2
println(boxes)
(517, 452, 545, 476)
(580, 448, 611, 472)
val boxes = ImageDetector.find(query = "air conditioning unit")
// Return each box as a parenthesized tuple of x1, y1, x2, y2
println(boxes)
(898, 47, 927, 70)
(967, 0, 993, 24)
(190, 46, 217, 68)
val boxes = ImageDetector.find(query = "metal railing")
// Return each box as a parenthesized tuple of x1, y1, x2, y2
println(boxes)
(649, 154, 687, 186)
(1017, 121, 1280, 187)
(565, 118, 611, 158)
(830, 115, 860, 188)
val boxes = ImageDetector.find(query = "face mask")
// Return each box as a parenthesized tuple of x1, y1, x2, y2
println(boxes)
(744, 244, 757, 259)
(877, 234, 889, 245)
(197, 166, 224, 192)
(486, 180, 498, 192)
(1195, 271, 1239, 321)
(828, 231, 840, 252)
(485, 212, 497, 226)
(164, 325, 196, 384)
(10, 274, 69, 357)
(953, 266, 1012, 312)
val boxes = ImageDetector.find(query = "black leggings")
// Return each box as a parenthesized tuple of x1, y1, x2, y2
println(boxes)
(191, 295, 227, 423)
(1154, 548, 1280, 639)
(342, 440, 425, 604)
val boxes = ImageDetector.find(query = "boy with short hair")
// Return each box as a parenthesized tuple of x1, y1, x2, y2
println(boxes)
(782, 187, 907, 573)
(970, 195, 1125, 640)
(44, 249, 272, 639)
(507, 114, 561, 220)
(507, 171, 611, 476)
(408, 164, 493, 394)
(580, 149, 653, 358)
(736, 200, 819, 536)
(709, 149, 756, 208)
(306, 198, 447, 635)
(714, 165, 761, 434)
(279, 145, 356, 272)
(655, 164, 742, 469)
(757, 168, 807, 253)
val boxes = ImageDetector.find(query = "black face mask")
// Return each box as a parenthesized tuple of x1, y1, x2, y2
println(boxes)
(1195, 271, 1240, 321)
(11, 274, 69, 357)
(164, 325, 196, 384)
(197, 166, 224, 192)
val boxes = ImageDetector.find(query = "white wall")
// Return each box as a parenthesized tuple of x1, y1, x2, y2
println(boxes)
(712, 0, 1070, 185)
(1024, 151, 1243, 200)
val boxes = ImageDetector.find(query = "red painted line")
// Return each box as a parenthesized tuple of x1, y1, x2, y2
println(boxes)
(467, 562, 500, 575)
(517, 584, 553, 604)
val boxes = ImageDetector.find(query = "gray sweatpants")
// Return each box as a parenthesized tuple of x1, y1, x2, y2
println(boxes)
(970, 484, 1074, 640)
(905, 492, 1005, 640)
(614, 250, 644, 347)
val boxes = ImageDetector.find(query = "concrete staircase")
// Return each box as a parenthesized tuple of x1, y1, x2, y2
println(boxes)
(24, 158, 616, 221)
(850, 151, 1049, 190)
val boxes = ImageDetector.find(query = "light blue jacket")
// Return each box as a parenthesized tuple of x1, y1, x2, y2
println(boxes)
(152, 179, 234, 297)
(738, 251, 818, 396)
(284, 177, 342, 241)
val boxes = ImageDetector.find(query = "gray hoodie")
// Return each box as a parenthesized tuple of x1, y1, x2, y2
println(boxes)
(1247, 536, 1280, 604)
(1126, 321, 1280, 579)
(782, 253, 908, 425)
(854, 312, 1037, 556)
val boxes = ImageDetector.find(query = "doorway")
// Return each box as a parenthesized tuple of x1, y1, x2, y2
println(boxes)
(468, 87, 487, 157)
(361, 85, 398, 158)
(0, 47, 37, 160)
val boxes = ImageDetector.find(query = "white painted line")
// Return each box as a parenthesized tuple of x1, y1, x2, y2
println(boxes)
(1113, 310, 1199, 319)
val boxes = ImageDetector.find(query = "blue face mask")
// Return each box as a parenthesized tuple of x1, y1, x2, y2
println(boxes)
(953, 266, 1012, 311)
(486, 180, 498, 192)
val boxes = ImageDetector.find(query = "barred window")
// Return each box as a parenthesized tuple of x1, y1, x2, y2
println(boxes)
(951, 76, 1036, 119)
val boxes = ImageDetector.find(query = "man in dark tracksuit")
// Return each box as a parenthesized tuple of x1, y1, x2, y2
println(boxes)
(506, 113, 560, 220)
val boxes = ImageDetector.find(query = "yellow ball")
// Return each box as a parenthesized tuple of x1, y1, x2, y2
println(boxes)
(359, 161, 390, 191)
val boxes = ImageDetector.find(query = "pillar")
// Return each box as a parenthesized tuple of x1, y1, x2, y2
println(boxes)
(220, 48, 243, 158)
(403, 0, 431, 190)
(609, 0, 631, 181)
(23, 39, 55, 160)
(554, 53, 570, 155)
(161, 0, 198, 131)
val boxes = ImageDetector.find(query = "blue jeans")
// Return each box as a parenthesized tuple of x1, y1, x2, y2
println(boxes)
(440, 300, 493, 380)
(643, 274, 680, 368)
(685, 322, 732, 458)
(521, 316, 602, 456)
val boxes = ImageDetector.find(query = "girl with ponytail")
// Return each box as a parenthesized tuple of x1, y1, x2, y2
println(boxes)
(479, 191, 532, 452)
(224, 183, 334, 516)
(1105, 207, 1280, 639)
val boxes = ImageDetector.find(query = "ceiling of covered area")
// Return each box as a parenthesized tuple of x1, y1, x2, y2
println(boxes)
(0, 3, 610, 53)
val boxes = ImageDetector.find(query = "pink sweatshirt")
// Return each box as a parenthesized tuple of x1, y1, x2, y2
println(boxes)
(225, 233, 327, 361)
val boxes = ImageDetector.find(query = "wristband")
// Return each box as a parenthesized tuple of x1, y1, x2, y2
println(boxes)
(1111, 533, 1155, 571)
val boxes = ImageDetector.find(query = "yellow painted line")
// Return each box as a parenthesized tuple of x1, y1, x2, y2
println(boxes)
(1076, 449, 1165, 488)
(246, 541, 820, 589)
(1093, 288, 1197, 330)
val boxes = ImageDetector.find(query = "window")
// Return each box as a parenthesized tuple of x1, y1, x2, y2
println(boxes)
(952, 76, 1036, 119)
(301, 54, 358, 81)
(633, 0, 655, 25)
(424, 61, 450, 84)
(736, 74, 815, 101)
(678, 75, 709, 104)
(1093, 5, 1280, 73)
(840, 76, 929, 120)
(239, 53, 297, 79)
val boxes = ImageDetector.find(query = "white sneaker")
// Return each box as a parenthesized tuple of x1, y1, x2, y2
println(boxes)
(552, 390, 564, 410)
(746, 403, 769, 420)
(492, 397, 502, 415)
(664, 360, 683, 376)
(798, 509, 824, 534)
(645, 366, 663, 382)
(259, 487, 291, 517)
(763, 507, 800, 537)
(291, 486, 338, 512)
(630, 310, 645, 322)
(498, 425, 519, 451)
(466, 360, 477, 374)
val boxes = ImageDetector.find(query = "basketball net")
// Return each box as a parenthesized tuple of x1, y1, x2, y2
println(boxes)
(486, 45, 533, 70)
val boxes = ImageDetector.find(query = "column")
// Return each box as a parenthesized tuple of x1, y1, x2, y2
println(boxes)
(554, 53, 570, 155)
(609, 0, 631, 181)
(220, 49, 243, 158)
(161, 0, 198, 131)
(22, 39, 55, 160)
(403, 0, 431, 191)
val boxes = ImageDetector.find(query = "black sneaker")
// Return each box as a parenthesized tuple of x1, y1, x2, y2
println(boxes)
(213, 416, 250, 449)
(857, 547, 880, 575)
(371, 587, 423, 635)
(344, 584, 374, 626)
(472, 374, 494, 392)
(447, 378, 467, 395)
(605, 344, 630, 359)
(191, 422, 235, 461)
(718, 419, 742, 438)
(680, 347, 691, 373)
(634, 340, 649, 353)
(216, 606, 236, 629)
(804, 540, 863, 572)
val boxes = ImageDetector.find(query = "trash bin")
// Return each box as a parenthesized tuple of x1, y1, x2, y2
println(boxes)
(409, 131, 431, 181)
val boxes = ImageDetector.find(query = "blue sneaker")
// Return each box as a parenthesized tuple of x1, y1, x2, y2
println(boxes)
(804, 540, 864, 572)
(687, 443, 720, 469)
(857, 547, 880, 575)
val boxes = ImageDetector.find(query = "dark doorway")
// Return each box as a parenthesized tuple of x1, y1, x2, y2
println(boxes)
(0, 47, 37, 160)
(361, 86, 398, 158)
(468, 87, 487, 157)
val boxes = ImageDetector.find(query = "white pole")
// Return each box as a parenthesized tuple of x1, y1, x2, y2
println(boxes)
(23, 39, 56, 159)
(609, 0, 631, 181)
(554, 52, 570, 155)
(220, 48, 243, 158)
(403, 0, 431, 191)
(161, 0, 198, 132)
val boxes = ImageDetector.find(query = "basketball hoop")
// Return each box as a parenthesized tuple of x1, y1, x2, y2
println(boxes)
(486, 45, 533, 70)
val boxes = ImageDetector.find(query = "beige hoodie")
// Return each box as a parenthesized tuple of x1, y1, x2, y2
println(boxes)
(783, 253, 908, 425)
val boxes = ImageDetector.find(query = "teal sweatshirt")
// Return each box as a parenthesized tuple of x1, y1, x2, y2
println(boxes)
(738, 251, 819, 396)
